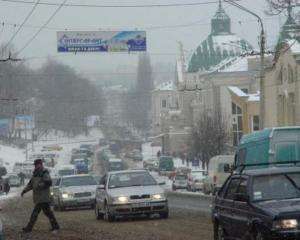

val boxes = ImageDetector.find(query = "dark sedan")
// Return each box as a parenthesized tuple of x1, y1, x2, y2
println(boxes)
(212, 167, 300, 240)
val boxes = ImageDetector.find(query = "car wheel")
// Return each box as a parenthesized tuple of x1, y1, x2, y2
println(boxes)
(95, 205, 103, 220)
(159, 209, 169, 219)
(104, 203, 115, 222)
(214, 222, 225, 240)
(252, 230, 265, 240)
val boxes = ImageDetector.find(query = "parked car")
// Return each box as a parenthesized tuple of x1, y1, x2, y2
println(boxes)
(7, 174, 21, 187)
(213, 165, 300, 240)
(202, 155, 234, 195)
(143, 158, 159, 171)
(132, 150, 143, 161)
(55, 165, 76, 177)
(74, 159, 89, 174)
(95, 169, 168, 221)
(187, 170, 207, 192)
(52, 174, 97, 211)
(172, 174, 188, 191)
(108, 158, 124, 172)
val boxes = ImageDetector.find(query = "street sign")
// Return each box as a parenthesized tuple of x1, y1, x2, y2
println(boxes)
(57, 31, 146, 53)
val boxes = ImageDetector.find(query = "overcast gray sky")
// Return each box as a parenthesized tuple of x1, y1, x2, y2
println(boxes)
(0, 0, 288, 79)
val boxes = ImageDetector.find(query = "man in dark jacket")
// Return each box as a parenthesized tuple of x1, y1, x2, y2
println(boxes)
(21, 159, 59, 233)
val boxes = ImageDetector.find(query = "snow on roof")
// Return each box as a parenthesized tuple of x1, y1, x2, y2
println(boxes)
(220, 57, 248, 72)
(228, 86, 248, 97)
(156, 81, 175, 91)
(248, 92, 260, 102)
(228, 86, 260, 102)
(212, 34, 251, 54)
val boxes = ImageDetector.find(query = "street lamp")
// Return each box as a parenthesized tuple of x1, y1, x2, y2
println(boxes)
(225, 0, 266, 130)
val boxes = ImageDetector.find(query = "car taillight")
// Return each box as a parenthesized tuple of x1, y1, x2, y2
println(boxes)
(213, 175, 217, 184)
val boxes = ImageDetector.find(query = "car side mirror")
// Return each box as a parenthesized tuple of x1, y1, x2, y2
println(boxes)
(224, 164, 231, 173)
(97, 184, 105, 190)
(234, 193, 249, 203)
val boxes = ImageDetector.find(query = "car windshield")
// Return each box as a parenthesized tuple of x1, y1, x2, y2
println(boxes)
(252, 173, 300, 201)
(58, 169, 75, 176)
(61, 176, 96, 187)
(176, 175, 187, 180)
(191, 172, 205, 180)
(108, 172, 157, 189)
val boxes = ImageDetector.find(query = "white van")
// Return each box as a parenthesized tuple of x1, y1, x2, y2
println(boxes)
(202, 155, 234, 195)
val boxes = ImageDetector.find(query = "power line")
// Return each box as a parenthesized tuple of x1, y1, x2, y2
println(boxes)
(3, 0, 41, 52)
(0, 0, 220, 8)
(16, 0, 68, 55)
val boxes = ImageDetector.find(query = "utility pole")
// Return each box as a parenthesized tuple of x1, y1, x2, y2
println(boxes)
(225, 0, 265, 129)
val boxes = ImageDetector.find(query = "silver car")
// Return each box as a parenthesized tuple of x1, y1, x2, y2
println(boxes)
(52, 175, 97, 211)
(95, 170, 168, 222)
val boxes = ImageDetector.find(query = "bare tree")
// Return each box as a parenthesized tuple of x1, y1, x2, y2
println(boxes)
(124, 53, 154, 134)
(265, 0, 296, 15)
(191, 110, 230, 169)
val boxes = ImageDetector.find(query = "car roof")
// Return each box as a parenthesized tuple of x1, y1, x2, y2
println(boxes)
(109, 158, 122, 162)
(234, 166, 300, 177)
(60, 174, 92, 179)
(108, 169, 148, 175)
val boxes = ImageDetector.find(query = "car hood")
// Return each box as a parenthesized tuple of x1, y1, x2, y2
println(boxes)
(108, 185, 164, 198)
(61, 185, 97, 194)
(255, 199, 300, 218)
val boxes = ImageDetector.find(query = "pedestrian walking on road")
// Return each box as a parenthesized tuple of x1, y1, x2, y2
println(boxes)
(21, 159, 60, 233)
(18, 172, 26, 186)
(3, 179, 10, 195)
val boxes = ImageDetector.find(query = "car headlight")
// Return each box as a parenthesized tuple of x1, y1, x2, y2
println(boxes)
(50, 191, 54, 196)
(274, 219, 298, 229)
(62, 192, 73, 199)
(113, 196, 129, 204)
(152, 194, 165, 200)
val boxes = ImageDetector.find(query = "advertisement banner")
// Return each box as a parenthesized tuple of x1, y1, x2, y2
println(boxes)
(57, 31, 146, 53)
(0, 119, 9, 136)
(15, 115, 34, 130)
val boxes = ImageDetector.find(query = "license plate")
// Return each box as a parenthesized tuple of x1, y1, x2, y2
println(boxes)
(77, 198, 89, 203)
(132, 202, 151, 208)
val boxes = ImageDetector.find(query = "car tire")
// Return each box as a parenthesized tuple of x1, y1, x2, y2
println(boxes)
(214, 221, 225, 240)
(159, 209, 169, 219)
(104, 203, 115, 222)
(251, 230, 265, 240)
(95, 205, 103, 220)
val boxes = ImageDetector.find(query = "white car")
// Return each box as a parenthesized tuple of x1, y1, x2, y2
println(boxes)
(52, 175, 97, 211)
(95, 169, 168, 222)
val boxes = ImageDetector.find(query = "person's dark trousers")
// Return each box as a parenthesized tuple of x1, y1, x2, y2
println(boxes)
(25, 203, 59, 231)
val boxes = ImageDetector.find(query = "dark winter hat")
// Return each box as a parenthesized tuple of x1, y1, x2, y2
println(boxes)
(33, 159, 43, 166)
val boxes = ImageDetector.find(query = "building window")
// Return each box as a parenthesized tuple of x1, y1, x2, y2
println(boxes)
(252, 115, 260, 131)
(288, 65, 294, 83)
(241, 88, 248, 94)
(278, 67, 283, 85)
(162, 99, 167, 108)
(288, 92, 295, 125)
(232, 102, 243, 146)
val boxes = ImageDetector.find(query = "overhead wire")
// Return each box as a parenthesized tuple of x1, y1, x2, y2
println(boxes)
(16, 0, 68, 55)
(0, 0, 220, 8)
(3, 0, 41, 52)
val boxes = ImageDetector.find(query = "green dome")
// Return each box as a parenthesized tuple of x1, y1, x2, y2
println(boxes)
(188, 1, 253, 73)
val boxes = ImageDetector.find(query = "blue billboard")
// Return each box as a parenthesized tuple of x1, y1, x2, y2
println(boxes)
(0, 119, 10, 136)
(57, 31, 146, 53)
